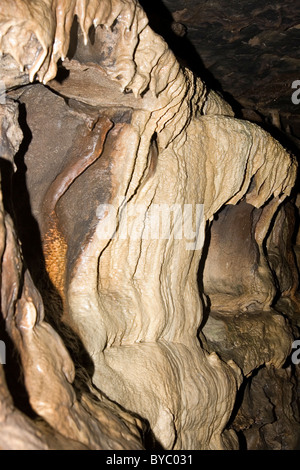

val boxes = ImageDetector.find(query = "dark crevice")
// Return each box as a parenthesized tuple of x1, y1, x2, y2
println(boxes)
(197, 220, 212, 332)
(0, 309, 37, 419)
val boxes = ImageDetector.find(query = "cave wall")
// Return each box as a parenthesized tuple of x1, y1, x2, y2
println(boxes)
(0, 0, 299, 450)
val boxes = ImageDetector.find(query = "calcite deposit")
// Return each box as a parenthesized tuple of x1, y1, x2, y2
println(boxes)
(0, 0, 299, 450)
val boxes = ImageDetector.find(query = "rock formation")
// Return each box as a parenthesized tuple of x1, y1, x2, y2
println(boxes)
(0, 0, 298, 450)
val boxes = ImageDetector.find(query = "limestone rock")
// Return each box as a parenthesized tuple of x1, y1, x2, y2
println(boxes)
(0, 0, 298, 450)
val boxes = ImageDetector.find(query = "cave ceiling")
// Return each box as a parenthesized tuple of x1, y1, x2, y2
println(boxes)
(141, 0, 300, 143)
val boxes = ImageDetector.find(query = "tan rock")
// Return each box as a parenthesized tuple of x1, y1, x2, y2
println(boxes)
(0, 0, 298, 450)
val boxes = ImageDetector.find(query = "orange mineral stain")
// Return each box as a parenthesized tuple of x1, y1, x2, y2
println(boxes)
(43, 219, 68, 300)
